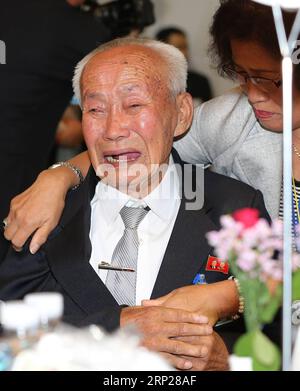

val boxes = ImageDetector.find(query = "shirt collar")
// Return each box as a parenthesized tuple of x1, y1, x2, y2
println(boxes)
(92, 156, 180, 225)
(143, 156, 180, 221)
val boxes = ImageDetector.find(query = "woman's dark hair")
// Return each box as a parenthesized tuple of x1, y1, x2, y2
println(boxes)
(209, 0, 300, 84)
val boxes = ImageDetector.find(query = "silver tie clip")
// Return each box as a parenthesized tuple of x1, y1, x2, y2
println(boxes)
(98, 262, 135, 273)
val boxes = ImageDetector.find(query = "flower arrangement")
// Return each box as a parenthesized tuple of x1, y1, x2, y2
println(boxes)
(206, 208, 300, 371)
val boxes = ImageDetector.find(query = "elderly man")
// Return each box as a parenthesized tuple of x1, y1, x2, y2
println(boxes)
(0, 38, 269, 370)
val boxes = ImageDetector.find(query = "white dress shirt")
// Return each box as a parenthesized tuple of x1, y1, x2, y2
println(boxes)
(89, 157, 181, 305)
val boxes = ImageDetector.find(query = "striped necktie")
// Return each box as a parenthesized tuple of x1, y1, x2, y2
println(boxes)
(106, 205, 149, 306)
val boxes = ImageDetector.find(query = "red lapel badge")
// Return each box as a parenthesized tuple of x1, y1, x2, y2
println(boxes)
(205, 255, 229, 275)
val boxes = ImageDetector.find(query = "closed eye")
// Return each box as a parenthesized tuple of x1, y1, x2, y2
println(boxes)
(89, 108, 102, 112)
(126, 103, 144, 113)
(88, 108, 105, 114)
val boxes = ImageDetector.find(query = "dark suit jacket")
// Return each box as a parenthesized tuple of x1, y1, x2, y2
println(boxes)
(0, 150, 270, 332)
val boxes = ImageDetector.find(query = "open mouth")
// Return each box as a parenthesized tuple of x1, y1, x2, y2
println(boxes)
(103, 151, 141, 164)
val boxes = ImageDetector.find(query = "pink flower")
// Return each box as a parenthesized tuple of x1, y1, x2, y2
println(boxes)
(272, 267, 283, 282)
(236, 250, 257, 272)
(255, 220, 273, 241)
(220, 215, 242, 232)
(206, 231, 221, 247)
(258, 238, 283, 253)
(242, 227, 261, 248)
(272, 220, 283, 237)
(260, 259, 277, 275)
(233, 208, 260, 230)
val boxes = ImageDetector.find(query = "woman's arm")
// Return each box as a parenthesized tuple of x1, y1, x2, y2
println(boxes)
(4, 151, 91, 254)
(66, 150, 91, 184)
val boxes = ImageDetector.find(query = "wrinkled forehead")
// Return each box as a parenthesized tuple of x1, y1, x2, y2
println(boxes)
(81, 45, 168, 93)
(86, 45, 164, 70)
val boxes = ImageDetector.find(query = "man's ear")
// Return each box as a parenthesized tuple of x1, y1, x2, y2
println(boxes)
(174, 92, 194, 138)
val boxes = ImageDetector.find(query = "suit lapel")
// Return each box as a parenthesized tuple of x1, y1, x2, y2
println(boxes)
(45, 168, 118, 315)
(151, 203, 217, 299)
(152, 150, 218, 298)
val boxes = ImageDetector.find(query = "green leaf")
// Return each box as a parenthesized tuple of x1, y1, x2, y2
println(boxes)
(233, 330, 281, 371)
(293, 270, 300, 301)
(259, 285, 282, 324)
(252, 330, 280, 369)
(257, 285, 272, 307)
(233, 332, 255, 358)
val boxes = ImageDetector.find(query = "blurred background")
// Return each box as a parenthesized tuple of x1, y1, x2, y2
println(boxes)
(144, 0, 233, 97)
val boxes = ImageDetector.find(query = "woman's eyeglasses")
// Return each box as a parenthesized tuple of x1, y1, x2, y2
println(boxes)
(223, 65, 282, 94)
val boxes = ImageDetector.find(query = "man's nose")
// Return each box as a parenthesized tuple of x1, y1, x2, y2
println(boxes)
(103, 110, 130, 141)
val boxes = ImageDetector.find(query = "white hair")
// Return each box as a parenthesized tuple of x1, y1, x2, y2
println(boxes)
(72, 37, 188, 106)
